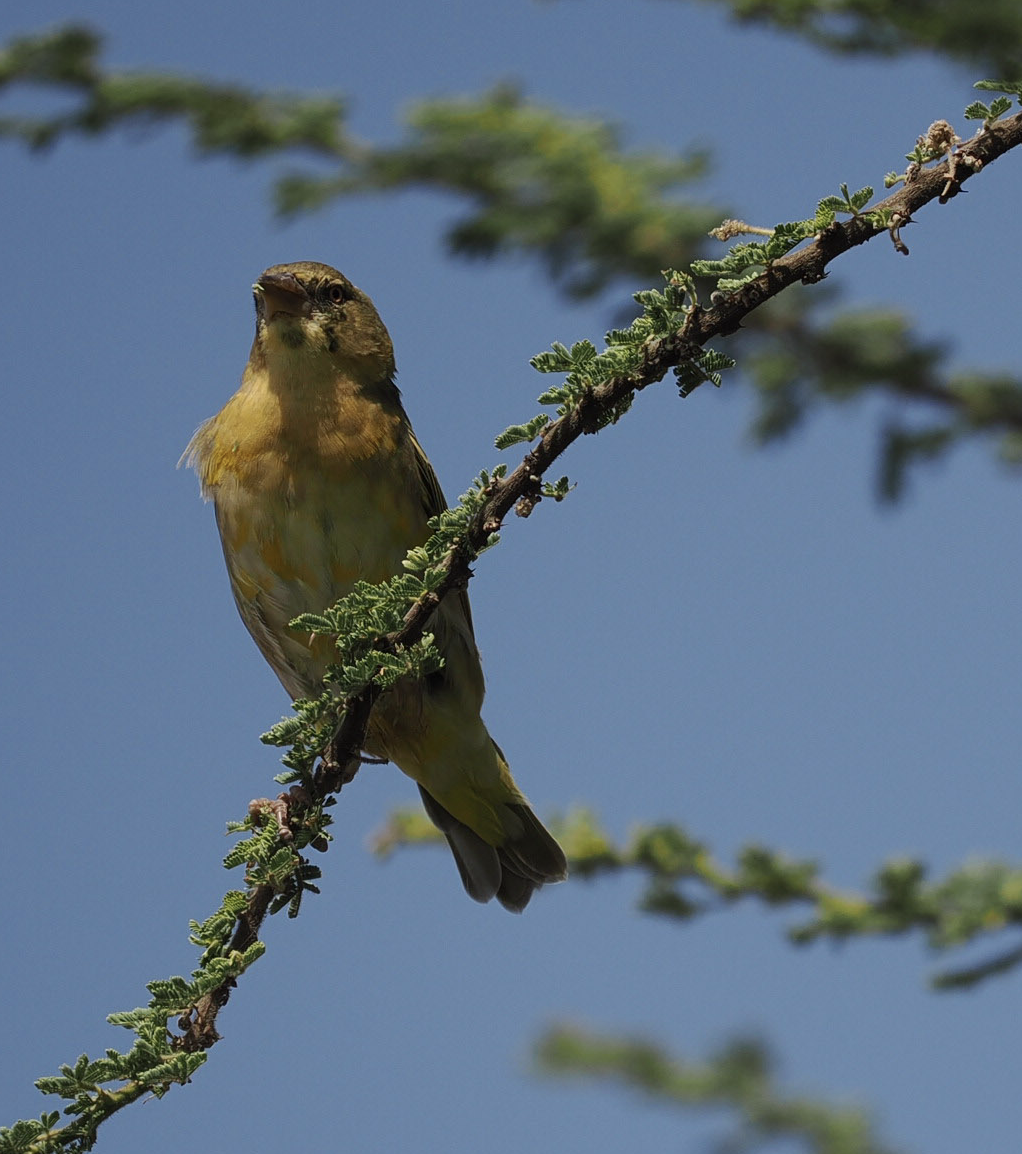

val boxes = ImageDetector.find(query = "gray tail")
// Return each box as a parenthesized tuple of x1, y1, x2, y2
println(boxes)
(417, 785, 567, 913)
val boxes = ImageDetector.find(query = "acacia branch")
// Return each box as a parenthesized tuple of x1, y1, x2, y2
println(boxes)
(403, 108, 1022, 615)
(19, 107, 1021, 1151)
(193, 109, 1022, 1047)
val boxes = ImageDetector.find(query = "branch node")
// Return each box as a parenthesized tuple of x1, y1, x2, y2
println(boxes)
(515, 475, 543, 518)
(248, 795, 295, 842)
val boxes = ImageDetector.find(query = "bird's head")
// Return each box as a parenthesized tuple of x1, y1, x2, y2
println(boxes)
(252, 261, 396, 384)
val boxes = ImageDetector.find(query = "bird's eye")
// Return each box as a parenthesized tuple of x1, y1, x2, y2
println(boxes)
(326, 283, 350, 304)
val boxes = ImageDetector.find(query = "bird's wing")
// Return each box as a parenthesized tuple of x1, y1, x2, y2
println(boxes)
(408, 428, 448, 519)
(408, 428, 477, 639)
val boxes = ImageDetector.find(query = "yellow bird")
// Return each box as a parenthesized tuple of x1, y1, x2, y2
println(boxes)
(185, 261, 566, 911)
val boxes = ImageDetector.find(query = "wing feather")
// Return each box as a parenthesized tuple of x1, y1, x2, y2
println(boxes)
(408, 428, 476, 640)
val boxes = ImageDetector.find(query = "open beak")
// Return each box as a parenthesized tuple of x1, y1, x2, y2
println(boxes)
(254, 272, 312, 321)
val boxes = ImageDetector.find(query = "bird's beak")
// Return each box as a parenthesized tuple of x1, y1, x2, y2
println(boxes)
(254, 272, 312, 321)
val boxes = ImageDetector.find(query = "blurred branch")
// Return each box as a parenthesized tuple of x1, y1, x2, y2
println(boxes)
(536, 1026, 903, 1154)
(0, 25, 351, 157)
(5, 26, 1022, 496)
(275, 82, 719, 299)
(377, 807, 1022, 990)
(0, 27, 715, 299)
(677, 0, 1022, 74)
(741, 292, 1022, 500)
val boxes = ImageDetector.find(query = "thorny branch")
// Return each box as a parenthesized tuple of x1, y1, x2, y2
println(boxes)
(175, 107, 1022, 1050)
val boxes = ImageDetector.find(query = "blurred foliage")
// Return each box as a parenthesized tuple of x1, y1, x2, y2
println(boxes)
(276, 83, 719, 299)
(0, 26, 350, 157)
(680, 0, 1022, 75)
(536, 1027, 901, 1154)
(742, 289, 1022, 500)
(376, 806, 1022, 990)
(3, 24, 1021, 498)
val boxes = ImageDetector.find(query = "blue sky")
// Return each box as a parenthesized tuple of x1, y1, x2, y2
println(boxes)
(2, 3, 1020, 1152)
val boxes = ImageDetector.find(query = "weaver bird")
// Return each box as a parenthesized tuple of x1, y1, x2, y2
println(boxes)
(185, 261, 567, 911)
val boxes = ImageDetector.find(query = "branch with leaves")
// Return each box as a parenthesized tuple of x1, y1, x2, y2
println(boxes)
(377, 807, 1022, 990)
(0, 25, 350, 158)
(682, 0, 1022, 75)
(174, 79, 1022, 1061)
(4, 26, 1022, 496)
(536, 1026, 901, 1154)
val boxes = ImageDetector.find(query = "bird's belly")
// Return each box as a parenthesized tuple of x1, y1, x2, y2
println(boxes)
(216, 465, 424, 695)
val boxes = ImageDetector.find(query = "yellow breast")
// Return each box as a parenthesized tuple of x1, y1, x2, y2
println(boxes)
(187, 363, 427, 696)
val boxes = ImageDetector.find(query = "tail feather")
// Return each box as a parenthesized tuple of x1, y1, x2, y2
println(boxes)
(418, 785, 502, 903)
(417, 785, 567, 913)
(504, 803, 569, 884)
(494, 868, 533, 914)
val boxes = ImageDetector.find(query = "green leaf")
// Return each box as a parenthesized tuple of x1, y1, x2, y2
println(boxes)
(974, 79, 1022, 98)
(494, 412, 550, 449)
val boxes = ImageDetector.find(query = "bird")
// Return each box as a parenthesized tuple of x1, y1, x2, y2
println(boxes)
(185, 261, 567, 911)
